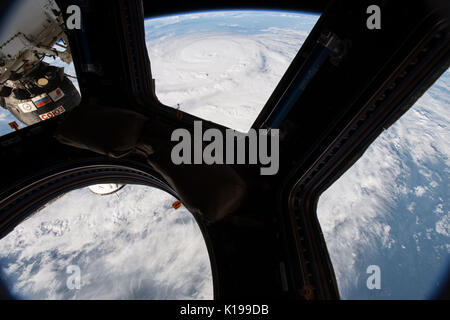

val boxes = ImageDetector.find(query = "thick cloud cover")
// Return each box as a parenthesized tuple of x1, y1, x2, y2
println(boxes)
(145, 11, 317, 132)
(0, 186, 212, 299)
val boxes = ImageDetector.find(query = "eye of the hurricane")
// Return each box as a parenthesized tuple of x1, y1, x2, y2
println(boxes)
(0, 185, 213, 300)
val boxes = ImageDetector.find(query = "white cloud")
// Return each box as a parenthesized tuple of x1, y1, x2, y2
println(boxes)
(414, 186, 427, 197)
(436, 214, 450, 237)
(434, 203, 444, 214)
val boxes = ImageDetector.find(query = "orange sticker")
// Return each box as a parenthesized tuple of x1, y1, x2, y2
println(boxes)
(8, 121, 19, 131)
(172, 200, 182, 210)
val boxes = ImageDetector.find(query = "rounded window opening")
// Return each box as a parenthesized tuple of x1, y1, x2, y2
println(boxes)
(0, 184, 213, 300)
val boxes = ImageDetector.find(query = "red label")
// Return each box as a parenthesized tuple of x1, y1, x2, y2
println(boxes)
(39, 106, 65, 120)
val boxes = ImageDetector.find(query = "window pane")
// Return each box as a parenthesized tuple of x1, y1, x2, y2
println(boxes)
(317, 69, 450, 299)
(145, 10, 319, 132)
(0, 185, 213, 299)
